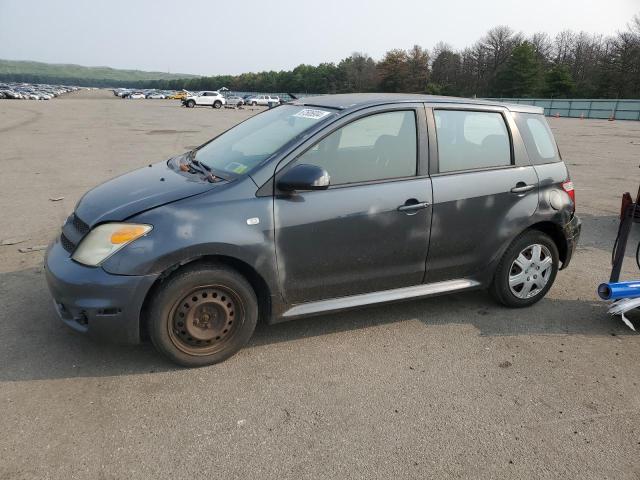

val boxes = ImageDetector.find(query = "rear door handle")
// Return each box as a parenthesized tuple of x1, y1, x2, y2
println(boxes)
(398, 201, 429, 212)
(510, 183, 536, 194)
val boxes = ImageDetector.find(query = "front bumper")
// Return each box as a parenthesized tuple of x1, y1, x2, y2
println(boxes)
(560, 214, 581, 270)
(44, 238, 159, 344)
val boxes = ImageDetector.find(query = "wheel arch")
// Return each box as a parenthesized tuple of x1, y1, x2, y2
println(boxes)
(525, 221, 568, 267)
(481, 220, 568, 287)
(140, 254, 273, 340)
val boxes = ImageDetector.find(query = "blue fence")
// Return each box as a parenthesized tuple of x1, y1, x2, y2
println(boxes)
(224, 92, 640, 120)
(486, 98, 640, 120)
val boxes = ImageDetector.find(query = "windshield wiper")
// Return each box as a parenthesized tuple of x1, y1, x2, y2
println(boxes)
(178, 151, 217, 182)
(191, 157, 211, 173)
(179, 150, 234, 182)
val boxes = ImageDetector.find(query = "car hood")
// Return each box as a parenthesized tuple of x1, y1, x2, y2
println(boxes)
(75, 157, 222, 227)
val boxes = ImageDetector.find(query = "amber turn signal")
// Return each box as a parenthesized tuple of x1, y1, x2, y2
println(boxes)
(110, 225, 150, 244)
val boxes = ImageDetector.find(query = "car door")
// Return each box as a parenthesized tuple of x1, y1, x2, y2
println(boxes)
(274, 105, 432, 305)
(425, 106, 539, 283)
(201, 92, 214, 106)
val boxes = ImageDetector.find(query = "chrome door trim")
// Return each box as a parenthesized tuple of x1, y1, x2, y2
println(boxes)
(282, 279, 481, 318)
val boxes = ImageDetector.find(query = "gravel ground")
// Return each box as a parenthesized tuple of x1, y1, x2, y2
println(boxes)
(2, 90, 640, 479)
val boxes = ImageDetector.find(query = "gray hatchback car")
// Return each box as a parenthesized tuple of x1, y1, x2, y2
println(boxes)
(45, 94, 581, 366)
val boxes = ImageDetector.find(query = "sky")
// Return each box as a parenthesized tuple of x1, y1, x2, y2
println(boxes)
(0, 0, 638, 76)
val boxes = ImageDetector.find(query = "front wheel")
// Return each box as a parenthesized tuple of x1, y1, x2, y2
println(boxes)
(490, 230, 559, 308)
(148, 264, 258, 367)
(186, 99, 195, 108)
(213, 100, 222, 109)
(251, 101, 257, 106)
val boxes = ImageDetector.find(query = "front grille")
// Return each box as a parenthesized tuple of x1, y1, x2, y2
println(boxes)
(60, 213, 90, 253)
(71, 214, 90, 235)
(60, 233, 75, 253)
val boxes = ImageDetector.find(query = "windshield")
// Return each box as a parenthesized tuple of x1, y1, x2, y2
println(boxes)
(194, 105, 335, 176)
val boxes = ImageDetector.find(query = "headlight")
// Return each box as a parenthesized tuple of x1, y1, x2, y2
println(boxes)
(72, 223, 152, 266)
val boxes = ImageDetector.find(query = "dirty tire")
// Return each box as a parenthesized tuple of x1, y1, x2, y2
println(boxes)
(213, 100, 222, 109)
(490, 230, 559, 308)
(251, 101, 257, 106)
(186, 99, 195, 108)
(148, 264, 258, 367)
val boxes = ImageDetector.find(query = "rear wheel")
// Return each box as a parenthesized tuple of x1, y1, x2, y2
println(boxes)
(148, 264, 258, 367)
(490, 230, 559, 308)
(186, 99, 195, 108)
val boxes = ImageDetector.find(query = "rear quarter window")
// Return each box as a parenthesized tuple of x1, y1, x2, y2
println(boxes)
(514, 113, 560, 164)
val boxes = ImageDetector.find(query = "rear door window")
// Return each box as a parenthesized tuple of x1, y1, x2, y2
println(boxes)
(514, 113, 560, 164)
(434, 110, 512, 173)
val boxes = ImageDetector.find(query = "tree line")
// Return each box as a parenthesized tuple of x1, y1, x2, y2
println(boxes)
(4, 14, 640, 98)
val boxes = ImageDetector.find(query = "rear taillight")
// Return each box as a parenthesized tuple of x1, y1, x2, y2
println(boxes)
(562, 180, 575, 211)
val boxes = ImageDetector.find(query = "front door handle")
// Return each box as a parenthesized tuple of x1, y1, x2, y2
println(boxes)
(510, 182, 536, 194)
(397, 200, 430, 213)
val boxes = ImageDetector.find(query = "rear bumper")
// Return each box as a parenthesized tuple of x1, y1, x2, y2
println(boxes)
(560, 214, 581, 270)
(44, 238, 159, 344)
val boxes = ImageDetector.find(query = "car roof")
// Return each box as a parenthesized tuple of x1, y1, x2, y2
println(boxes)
(291, 93, 543, 114)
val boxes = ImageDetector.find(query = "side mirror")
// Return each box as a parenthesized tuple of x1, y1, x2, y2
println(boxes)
(277, 164, 330, 192)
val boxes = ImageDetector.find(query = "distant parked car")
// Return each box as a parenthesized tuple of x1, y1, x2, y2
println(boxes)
(224, 95, 244, 107)
(170, 91, 190, 100)
(129, 92, 146, 99)
(246, 94, 280, 106)
(182, 91, 226, 108)
(146, 92, 166, 99)
(0, 82, 76, 100)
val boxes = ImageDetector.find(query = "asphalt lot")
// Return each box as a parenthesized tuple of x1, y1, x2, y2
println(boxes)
(2, 89, 640, 479)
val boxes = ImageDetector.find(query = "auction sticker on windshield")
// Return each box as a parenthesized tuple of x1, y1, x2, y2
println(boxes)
(293, 109, 332, 120)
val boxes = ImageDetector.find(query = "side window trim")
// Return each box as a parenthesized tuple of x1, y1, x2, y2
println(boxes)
(428, 106, 516, 176)
(273, 104, 428, 191)
(424, 106, 438, 175)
